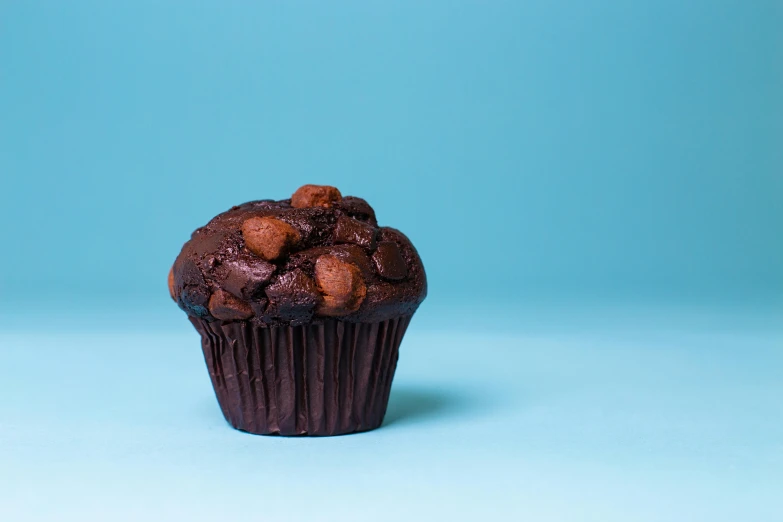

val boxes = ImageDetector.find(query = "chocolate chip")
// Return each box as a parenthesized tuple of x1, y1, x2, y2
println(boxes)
(168, 267, 176, 300)
(334, 215, 377, 250)
(329, 245, 373, 279)
(314, 255, 366, 316)
(174, 258, 205, 288)
(335, 196, 377, 225)
(208, 289, 254, 321)
(241, 216, 301, 261)
(275, 207, 337, 246)
(372, 241, 408, 281)
(291, 184, 342, 208)
(179, 285, 211, 318)
(264, 269, 322, 319)
(221, 258, 276, 299)
(186, 230, 229, 258)
(287, 244, 373, 280)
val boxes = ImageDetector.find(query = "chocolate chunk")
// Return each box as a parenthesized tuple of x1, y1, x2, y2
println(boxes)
(264, 269, 322, 321)
(175, 256, 211, 317)
(187, 229, 229, 258)
(372, 241, 408, 281)
(208, 289, 254, 321)
(221, 258, 276, 299)
(241, 216, 301, 261)
(314, 255, 366, 316)
(335, 196, 377, 225)
(179, 285, 211, 318)
(265, 269, 321, 304)
(291, 184, 342, 208)
(275, 207, 337, 246)
(377, 227, 427, 303)
(329, 245, 374, 280)
(175, 258, 206, 288)
(287, 244, 373, 280)
(334, 215, 377, 250)
(168, 267, 176, 300)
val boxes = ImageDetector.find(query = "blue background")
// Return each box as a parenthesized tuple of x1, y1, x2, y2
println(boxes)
(1, 1, 781, 521)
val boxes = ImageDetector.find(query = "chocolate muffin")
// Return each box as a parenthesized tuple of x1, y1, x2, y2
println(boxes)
(169, 184, 427, 436)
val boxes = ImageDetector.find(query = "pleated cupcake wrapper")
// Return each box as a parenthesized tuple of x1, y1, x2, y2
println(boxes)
(190, 315, 412, 436)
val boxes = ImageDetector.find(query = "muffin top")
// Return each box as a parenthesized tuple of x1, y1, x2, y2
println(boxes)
(169, 184, 427, 326)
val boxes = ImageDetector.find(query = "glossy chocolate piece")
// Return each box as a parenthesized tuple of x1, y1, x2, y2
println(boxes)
(334, 215, 377, 249)
(335, 196, 377, 226)
(372, 241, 408, 281)
(291, 184, 342, 209)
(287, 244, 374, 281)
(262, 269, 322, 324)
(241, 217, 300, 261)
(219, 257, 276, 300)
(314, 254, 367, 316)
(208, 289, 253, 321)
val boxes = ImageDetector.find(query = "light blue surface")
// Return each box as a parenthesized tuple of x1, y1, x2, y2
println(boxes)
(1, 305, 782, 521)
(1, 1, 782, 520)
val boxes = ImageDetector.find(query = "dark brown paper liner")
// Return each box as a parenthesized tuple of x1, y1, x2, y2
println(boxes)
(189, 315, 413, 436)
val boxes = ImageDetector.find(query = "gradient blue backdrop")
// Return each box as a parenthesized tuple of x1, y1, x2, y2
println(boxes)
(1, 2, 781, 521)
(1, 0, 780, 305)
